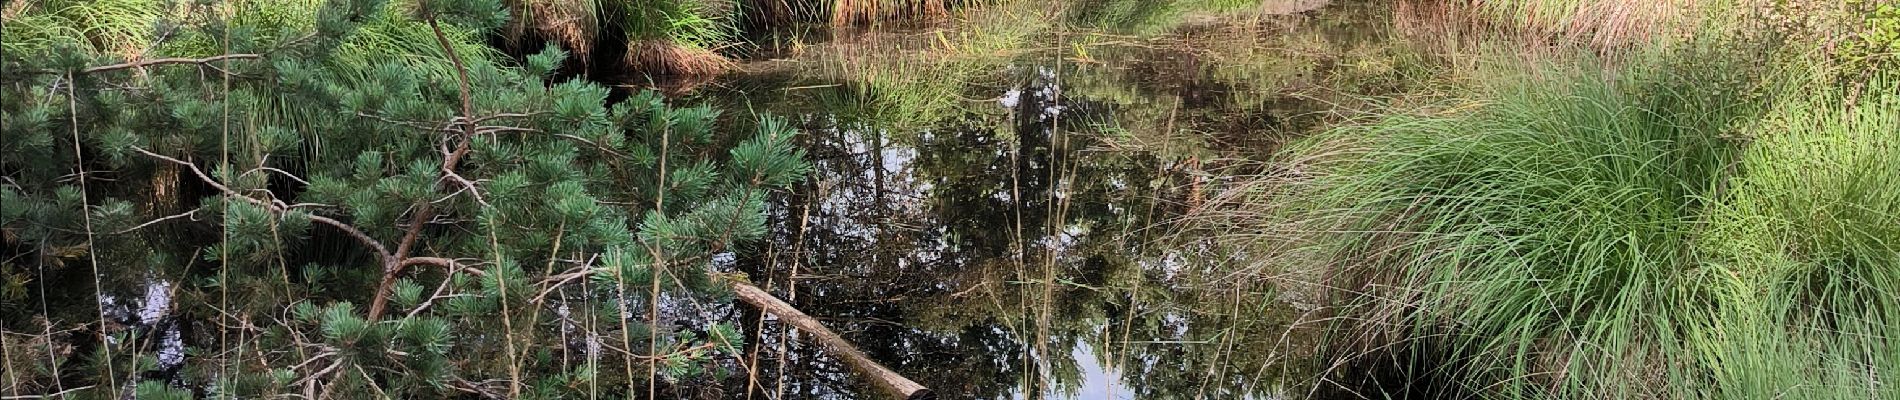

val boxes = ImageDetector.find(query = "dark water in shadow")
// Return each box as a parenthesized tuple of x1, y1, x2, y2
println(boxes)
(685, 1, 1418, 398)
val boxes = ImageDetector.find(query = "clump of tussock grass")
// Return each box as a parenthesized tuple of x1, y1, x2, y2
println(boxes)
(1299, 57, 1740, 398)
(828, 0, 953, 26)
(1697, 75, 1900, 400)
(1260, 52, 1798, 398)
(503, 0, 600, 61)
(0, 0, 167, 60)
(1402, 0, 1706, 51)
(613, 0, 738, 77)
(496, 0, 736, 78)
(623, 38, 737, 77)
(1238, 49, 1900, 397)
(330, 4, 509, 81)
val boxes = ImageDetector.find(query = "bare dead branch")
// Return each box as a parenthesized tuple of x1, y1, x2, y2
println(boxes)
(439, 141, 489, 207)
(242, 165, 312, 185)
(355, 111, 443, 132)
(133, 147, 396, 265)
(111, 208, 201, 234)
(1, 385, 98, 399)
(403, 267, 460, 321)
(81, 54, 262, 74)
(399, 256, 457, 269)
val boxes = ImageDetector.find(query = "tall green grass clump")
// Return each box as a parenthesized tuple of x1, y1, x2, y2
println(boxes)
(1698, 76, 1900, 400)
(1067, 0, 1261, 34)
(1278, 54, 1788, 398)
(1, 0, 166, 60)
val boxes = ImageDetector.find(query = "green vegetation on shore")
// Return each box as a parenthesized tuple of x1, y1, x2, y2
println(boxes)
(1207, 1, 1899, 398)
(2, 0, 1894, 398)
(3, 0, 805, 397)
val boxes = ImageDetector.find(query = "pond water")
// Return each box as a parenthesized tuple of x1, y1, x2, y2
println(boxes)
(680, 1, 1428, 398)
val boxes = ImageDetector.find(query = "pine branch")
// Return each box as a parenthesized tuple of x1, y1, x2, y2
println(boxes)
(367, 16, 488, 322)
(133, 147, 397, 265)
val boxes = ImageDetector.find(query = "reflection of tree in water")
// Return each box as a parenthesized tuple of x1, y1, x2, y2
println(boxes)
(672, 3, 1432, 395)
(706, 58, 1324, 399)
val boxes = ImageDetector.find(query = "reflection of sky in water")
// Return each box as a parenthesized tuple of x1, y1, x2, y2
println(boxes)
(1029, 343, 1278, 400)
(732, 43, 1310, 398)
(1069, 345, 1135, 399)
(102, 280, 187, 372)
(138, 280, 173, 325)
(136, 281, 186, 370)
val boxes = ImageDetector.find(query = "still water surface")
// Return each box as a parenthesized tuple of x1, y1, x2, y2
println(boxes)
(682, 1, 1420, 398)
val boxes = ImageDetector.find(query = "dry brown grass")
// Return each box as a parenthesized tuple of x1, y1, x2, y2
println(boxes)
(1545, 0, 1696, 49)
(2, 0, 31, 20)
(623, 38, 736, 77)
(1398, 0, 1701, 51)
(1259, 0, 1333, 15)
(504, 0, 598, 60)
(829, 0, 953, 26)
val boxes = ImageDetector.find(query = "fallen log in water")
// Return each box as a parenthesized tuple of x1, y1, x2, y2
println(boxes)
(731, 281, 936, 400)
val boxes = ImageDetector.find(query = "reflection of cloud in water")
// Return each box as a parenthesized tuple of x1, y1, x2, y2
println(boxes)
(138, 280, 172, 325)
(135, 280, 185, 370)
(727, 32, 1321, 397)
(1071, 344, 1134, 400)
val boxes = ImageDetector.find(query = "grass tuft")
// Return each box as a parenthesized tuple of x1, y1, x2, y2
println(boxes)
(1, 0, 167, 60)
(1700, 75, 1900, 399)
(1289, 57, 1748, 397)
(623, 38, 736, 77)
(1252, 55, 1898, 399)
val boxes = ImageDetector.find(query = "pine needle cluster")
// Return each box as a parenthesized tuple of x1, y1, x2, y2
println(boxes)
(1, 0, 807, 397)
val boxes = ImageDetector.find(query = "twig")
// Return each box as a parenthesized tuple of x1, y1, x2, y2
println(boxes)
(111, 208, 201, 234)
(471, 125, 538, 135)
(450, 378, 502, 399)
(530, 262, 595, 305)
(403, 266, 461, 321)
(0, 385, 97, 399)
(286, 351, 338, 373)
(555, 133, 630, 159)
(133, 147, 396, 265)
(438, 141, 488, 207)
(355, 365, 390, 399)
(354, 111, 442, 132)
(81, 54, 261, 74)
(249, 166, 312, 185)
(470, 112, 537, 124)
(297, 357, 345, 399)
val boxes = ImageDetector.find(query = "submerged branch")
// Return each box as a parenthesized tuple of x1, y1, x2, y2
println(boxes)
(730, 281, 935, 400)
